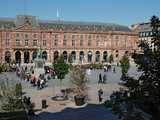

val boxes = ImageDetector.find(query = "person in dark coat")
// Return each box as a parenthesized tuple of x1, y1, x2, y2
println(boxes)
(98, 73, 102, 84)
(37, 79, 41, 90)
(113, 67, 116, 73)
(98, 89, 103, 103)
(103, 74, 107, 84)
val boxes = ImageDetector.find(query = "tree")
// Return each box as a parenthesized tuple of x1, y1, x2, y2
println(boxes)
(70, 66, 88, 97)
(107, 16, 160, 120)
(120, 54, 130, 74)
(0, 77, 23, 112)
(53, 54, 69, 89)
(15, 83, 22, 97)
(109, 54, 114, 63)
(68, 53, 73, 64)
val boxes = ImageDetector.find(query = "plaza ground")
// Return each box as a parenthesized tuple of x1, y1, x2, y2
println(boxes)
(0, 64, 140, 120)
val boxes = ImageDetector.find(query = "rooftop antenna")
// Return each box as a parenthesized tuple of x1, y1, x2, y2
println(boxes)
(56, 8, 60, 21)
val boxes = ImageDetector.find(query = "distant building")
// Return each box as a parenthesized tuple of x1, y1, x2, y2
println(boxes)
(131, 22, 153, 48)
(0, 15, 138, 64)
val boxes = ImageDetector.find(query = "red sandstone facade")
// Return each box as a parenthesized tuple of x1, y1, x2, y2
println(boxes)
(0, 15, 138, 64)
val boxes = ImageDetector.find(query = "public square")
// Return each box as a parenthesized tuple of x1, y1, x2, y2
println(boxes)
(1, 0, 160, 120)
(0, 63, 140, 120)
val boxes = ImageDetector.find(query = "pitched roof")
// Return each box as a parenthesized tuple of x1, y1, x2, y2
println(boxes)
(0, 15, 131, 32)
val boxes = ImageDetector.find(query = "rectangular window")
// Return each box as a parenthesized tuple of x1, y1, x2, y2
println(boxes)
(63, 34, 67, 46)
(33, 34, 37, 38)
(6, 33, 10, 38)
(55, 34, 59, 39)
(16, 33, 19, 38)
(43, 34, 46, 39)
(72, 35, 75, 39)
(88, 40, 92, 46)
(88, 35, 92, 46)
(33, 40, 37, 46)
(43, 40, 46, 46)
(25, 39, 29, 46)
(25, 34, 28, 39)
(80, 39, 83, 46)
(96, 40, 99, 46)
(72, 39, 75, 47)
(63, 39, 67, 46)
(6, 39, 10, 46)
(54, 39, 58, 46)
(16, 39, 20, 46)
(80, 35, 83, 46)
(54, 34, 59, 46)
(96, 35, 100, 46)
(72, 34, 76, 47)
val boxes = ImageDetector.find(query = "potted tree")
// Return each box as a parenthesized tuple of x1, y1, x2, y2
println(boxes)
(53, 55, 69, 90)
(70, 66, 88, 106)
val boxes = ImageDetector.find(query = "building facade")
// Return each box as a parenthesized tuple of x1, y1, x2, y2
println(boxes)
(131, 22, 153, 47)
(0, 15, 138, 64)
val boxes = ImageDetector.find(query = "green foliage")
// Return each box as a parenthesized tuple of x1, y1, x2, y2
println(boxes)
(0, 78, 23, 112)
(68, 53, 73, 64)
(0, 64, 8, 73)
(15, 83, 22, 97)
(90, 63, 103, 69)
(53, 54, 69, 80)
(109, 54, 114, 63)
(111, 16, 160, 119)
(120, 54, 130, 74)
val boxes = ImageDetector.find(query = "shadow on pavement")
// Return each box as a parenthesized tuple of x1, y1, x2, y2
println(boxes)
(36, 104, 118, 120)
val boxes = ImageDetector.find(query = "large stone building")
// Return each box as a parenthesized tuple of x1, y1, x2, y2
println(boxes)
(0, 15, 138, 64)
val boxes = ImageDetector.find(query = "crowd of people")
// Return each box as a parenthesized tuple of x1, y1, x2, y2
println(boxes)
(16, 65, 54, 90)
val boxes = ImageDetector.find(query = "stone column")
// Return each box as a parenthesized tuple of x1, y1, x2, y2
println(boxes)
(30, 51, 33, 63)
(76, 50, 79, 64)
(99, 51, 103, 64)
(92, 50, 95, 63)
(21, 51, 24, 64)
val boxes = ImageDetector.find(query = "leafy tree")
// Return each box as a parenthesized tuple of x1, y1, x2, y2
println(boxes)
(120, 54, 130, 74)
(53, 54, 69, 89)
(0, 78, 23, 112)
(107, 16, 160, 120)
(109, 54, 114, 63)
(68, 53, 73, 64)
(15, 83, 22, 97)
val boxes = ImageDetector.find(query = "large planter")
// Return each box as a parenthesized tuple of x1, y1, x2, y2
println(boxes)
(74, 96, 85, 106)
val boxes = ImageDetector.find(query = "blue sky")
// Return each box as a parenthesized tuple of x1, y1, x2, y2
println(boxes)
(0, 0, 159, 26)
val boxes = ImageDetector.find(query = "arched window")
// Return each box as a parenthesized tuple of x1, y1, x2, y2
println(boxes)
(88, 51, 92, 63)
(95, 51, 100, 63)
(24, 50, 30, 63)
(71, 51, 76, 63)
(15, 51, 21, 63)
(103, 51, 108, 62)
(79, 51, 84, 64)
(42, 51, 47, 60)
(32, 50, 37, 61)
(54, 51, 59, 62)
(63, 51, 67, 63)
(5, 51, 11, 63)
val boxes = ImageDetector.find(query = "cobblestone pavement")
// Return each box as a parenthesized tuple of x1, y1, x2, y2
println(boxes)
(0, 64, 140, 120)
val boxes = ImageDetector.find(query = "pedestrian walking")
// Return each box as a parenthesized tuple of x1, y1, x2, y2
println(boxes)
(98, 73, 102, 84)
(98, 89, 103, 103)
(37, 79, 41, 90)
(113, 67, 116, 73)
(103, 74, 107, 84)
